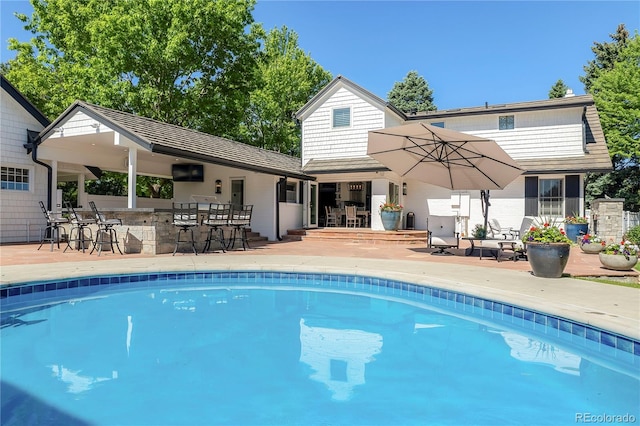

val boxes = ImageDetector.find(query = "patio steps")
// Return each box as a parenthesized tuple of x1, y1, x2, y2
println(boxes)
(285, 228, 428, 245)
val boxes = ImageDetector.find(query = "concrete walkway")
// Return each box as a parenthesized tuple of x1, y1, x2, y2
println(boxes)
(1, 240, 638, 340)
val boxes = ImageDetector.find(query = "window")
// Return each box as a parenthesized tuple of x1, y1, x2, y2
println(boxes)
(1, 166, 30, 191)
(430, 122, 445, 128)
(499, 115, 514, 130)
(286, 182, 297, 203)
(332, 107, 351, 128)
(539, 178, 563, 216)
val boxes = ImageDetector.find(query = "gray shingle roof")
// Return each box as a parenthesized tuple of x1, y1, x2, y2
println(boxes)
(302, 157, 389, 174)
(516, 104, 612, 174)
(42, 101, 312, 180)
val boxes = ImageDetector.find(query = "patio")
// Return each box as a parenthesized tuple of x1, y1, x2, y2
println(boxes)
(1, 237, 637, 282)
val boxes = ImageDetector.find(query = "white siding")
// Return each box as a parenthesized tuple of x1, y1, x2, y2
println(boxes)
(439, 107, 586, 160)
(302, 87, 384, 165)
(0, 90, 48, 243)
(47, 111, 113, 139)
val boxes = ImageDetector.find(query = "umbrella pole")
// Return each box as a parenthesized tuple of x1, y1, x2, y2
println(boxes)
(481, 190, 490, 232)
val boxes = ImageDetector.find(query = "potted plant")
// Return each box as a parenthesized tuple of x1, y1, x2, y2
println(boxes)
(472, 224, 487, 239)
(579, 234, 605, 254)
(379, 202, 403, 231)
(564, 215, 588, 244)
(599, 240, 639, 271)
(522, 217, 572, 278)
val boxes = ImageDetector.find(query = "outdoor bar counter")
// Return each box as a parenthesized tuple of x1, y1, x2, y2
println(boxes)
(77, 208, 210, 255)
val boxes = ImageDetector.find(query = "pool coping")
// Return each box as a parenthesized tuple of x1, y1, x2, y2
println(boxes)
(1, 255, 639, 341)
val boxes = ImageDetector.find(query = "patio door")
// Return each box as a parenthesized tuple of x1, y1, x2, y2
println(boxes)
(305, 182, 318, 228)
(231, 178, 244, 208)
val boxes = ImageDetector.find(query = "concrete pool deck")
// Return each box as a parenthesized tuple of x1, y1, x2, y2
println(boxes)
(1, 240, 638, 340)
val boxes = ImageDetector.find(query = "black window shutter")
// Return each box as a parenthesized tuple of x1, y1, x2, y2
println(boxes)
(524, 176, 538, 216)
(565, 175, 580, 217)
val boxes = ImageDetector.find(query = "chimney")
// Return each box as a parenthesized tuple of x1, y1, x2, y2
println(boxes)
(564, 88, 575, 97)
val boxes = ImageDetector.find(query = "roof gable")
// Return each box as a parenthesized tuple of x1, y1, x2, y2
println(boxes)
(40, 101, 312, 180)
(295, 75, 405, 122)
(1, 75, 50, 127)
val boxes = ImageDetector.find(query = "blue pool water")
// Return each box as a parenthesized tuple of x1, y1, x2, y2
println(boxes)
(1, 272, 639, 425)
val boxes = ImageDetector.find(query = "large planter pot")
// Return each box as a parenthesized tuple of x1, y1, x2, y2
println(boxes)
(598, 253, 638, 271)
(580, 242, 604, 254)
(565, 223, 588, 244)
(380, 210, 402, 231)
(525, 242, 571, 278)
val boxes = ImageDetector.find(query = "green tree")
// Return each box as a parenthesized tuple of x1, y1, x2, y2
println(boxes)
(580, 24, 630, 93)
(2, 0, 259, 139)
(239, 26, 332, 155)
(583, 29, 640, 212)
(387, 70, 437, 113)
(2, 0, 260, 200)
(548, 79, 569, 98)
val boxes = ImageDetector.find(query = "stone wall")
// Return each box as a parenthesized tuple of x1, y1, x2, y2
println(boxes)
(590, 198, 624, 243)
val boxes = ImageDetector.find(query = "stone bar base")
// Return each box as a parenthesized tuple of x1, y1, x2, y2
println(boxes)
(75, 208, 217, 255)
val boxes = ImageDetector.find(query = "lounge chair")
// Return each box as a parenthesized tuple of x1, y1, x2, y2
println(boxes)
(488, 219, 513, 239)
(426, 215, 460, 255)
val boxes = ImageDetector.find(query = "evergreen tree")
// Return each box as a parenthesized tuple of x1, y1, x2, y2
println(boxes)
(582, 27, 640, 212)
(580, 24, 630, 92)
(387, 70, 436, 113)
(548, 79, 569, 98)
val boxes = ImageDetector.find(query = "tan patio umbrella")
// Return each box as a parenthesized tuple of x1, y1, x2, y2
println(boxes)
(367, 122, 523, 229)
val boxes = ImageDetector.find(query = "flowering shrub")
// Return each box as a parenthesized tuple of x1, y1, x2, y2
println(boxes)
(580, 234, 605, 245)
(564, 215, 588, 224)
(522, 217, 571, 244)
(380, 202, 403, 212)
(602, 240, 639, 260)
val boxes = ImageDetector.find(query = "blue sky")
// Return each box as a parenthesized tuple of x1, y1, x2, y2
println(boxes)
(2, 1, 639, 110)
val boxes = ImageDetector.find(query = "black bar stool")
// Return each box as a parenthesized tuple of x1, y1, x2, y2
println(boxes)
(227, 205, 253, 250)
(172, 202, 199, 255)
(201, 203, 231, 253)
(89, 201, 123, 256)
(38, 201, 69, 251)
(63, 202, 95, 253)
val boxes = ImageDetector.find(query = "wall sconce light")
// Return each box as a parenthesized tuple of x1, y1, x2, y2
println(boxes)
(402, 182, 407, 195)
(53, 127, 64, 134)
(90, 122, 100, 129)
(215, 179, 222, 194)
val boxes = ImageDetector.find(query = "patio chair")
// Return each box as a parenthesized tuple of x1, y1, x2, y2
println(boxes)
(171, 202, 199, 255)
(89, 201, 123, 256)
(63, 201, 95, 253)
(38, 201, 69, 251)
(325, 205, 337, 227)
(228, 205, 253, 250)
(488, 219, 513, 239)
(345, 205, 361, 228)
(426, 215, 460, 255)
(201, 203, 231, 253)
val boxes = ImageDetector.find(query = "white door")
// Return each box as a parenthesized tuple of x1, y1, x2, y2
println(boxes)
(305, 182, 318, 228)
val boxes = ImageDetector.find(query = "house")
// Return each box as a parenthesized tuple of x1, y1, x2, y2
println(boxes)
(0, 75, 51, 244)
(2, 81, 315, 246)
(296, 76, 612, 235)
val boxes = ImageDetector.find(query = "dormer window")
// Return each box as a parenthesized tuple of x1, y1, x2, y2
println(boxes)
(332, 107, 351, 128)
(499, 115, 514, 130)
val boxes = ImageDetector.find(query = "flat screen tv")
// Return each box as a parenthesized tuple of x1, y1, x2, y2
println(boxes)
(172, 164, 204, 182)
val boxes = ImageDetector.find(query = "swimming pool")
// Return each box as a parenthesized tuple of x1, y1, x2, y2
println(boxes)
(1, 271, 639, 425)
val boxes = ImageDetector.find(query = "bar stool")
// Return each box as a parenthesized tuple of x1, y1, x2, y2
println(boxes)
(38, 201, 68, 251)
(172, 202, 199, 255)
(63, 202, 95, 253)
(227, 205, 253, 250)
(89, 201, 123, 256)
(201, 203, 231, 253)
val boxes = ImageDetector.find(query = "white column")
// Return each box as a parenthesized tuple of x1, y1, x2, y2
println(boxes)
(77, 173, 87, 209)
(127, 147, 137, 208)
(370, 178, 389, 231)
(51, 160, 59, 211)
